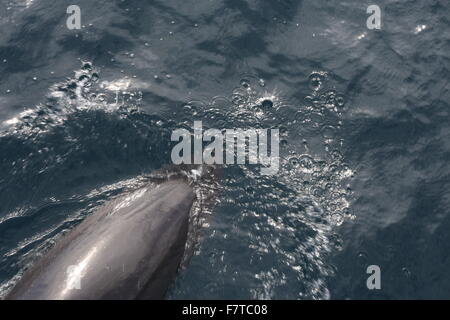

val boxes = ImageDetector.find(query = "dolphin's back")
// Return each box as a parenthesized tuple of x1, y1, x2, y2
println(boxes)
(7, 179, 195, 300)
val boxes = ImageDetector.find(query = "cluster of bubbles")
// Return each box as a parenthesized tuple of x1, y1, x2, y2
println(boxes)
(173, 72, 354, 299)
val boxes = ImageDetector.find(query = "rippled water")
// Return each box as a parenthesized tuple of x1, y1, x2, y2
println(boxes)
(0, 0, 449, 299)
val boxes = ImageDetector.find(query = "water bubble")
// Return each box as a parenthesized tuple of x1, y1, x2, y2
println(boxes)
(308, 72, 325, 91)
(32, 77, 38, 81)
(335, 94, 345, 107)
(289, 157, 299, 167)
(67, 81, 77, 89)
(261, 99, 273, 109)
(259, 79, 265, 87)
(304, 95, 314, 104)
(298, 155, 314, 173)
(240, 79, 250, 88)
(309, 112, 324, 124)
(183, 104, 193, 112)
(313, 187, 325, 197)
(184, 100, 205, 115)
(211, 96, 230, 109)
(321, 125, 336, 139)
(82, 62, 92, 71)
(78, 74, 89, 82)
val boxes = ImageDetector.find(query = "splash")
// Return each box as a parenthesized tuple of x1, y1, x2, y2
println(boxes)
(171, 72, 354, 299)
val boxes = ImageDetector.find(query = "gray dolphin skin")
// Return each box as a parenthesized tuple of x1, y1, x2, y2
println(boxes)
(6, 179, 195, 300)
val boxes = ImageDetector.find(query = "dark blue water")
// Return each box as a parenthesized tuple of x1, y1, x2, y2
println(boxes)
(0, 0, 449, 299)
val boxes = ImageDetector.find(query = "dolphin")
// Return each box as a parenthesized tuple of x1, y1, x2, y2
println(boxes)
(6, 178, 196, 300)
